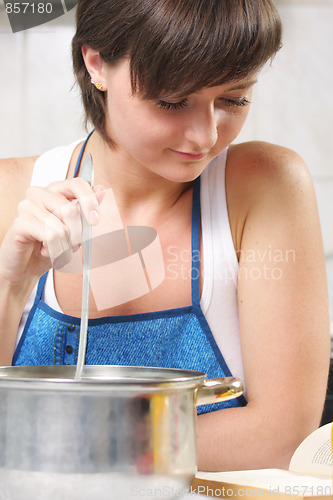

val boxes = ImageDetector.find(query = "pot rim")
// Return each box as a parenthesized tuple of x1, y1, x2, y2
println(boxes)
(0, 365, 207, 392)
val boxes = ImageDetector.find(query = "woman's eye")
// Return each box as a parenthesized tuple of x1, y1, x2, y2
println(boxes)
(155, 99, 188, 111)
(221, 97, 251, 108)
(154, 96, 251, 111)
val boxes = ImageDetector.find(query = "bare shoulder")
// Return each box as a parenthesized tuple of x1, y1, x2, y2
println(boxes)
(0, 156, 38, 239)
(228, 140, 311, 190)
(226, 141, 315, 250)
(0, 156, 37, 200)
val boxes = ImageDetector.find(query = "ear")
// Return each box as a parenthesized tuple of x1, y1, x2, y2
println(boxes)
(81, 45, 108, 90)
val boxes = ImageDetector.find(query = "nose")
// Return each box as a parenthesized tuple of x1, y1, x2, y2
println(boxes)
(184, 104, 218, 151)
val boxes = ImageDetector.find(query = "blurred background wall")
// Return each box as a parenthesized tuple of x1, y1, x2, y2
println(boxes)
(0, 0, 333, 342)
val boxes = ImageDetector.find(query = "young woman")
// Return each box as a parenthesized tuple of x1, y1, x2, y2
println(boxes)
(0, 0, 330, 472)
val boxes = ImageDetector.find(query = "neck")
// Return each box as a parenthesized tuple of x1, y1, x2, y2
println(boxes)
(86, 131, 193, 224)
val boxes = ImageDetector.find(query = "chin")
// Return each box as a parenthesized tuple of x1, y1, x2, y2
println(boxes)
(150, 158, 209, 184)
(168, 165, 209, 184)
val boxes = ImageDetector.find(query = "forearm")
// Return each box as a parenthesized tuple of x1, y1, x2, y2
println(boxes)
(0, 277, 34, 365)
(196, 398, 325, 472)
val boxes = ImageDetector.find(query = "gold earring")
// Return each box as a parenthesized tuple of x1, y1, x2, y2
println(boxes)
(91, 80, 103, 91)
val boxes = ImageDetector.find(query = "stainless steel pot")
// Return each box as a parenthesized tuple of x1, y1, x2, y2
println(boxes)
(0, 365, 243, 500)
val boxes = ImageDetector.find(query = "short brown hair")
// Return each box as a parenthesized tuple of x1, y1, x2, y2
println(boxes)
(72, 0, 282, 145)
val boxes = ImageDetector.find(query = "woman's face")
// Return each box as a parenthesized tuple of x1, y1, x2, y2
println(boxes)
(103, 59, 256, 183)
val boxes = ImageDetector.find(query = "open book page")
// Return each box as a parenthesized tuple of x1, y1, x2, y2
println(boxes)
(193, 424, 333, 498)
(194, 469, 333, 497)
(289, 423, 332, 478)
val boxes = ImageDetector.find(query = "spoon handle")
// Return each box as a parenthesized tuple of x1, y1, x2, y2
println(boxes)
(75, 154, 93, 381)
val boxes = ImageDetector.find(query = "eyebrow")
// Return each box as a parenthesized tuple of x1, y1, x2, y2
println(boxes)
(159, 79, 258, 101)
(228, 79, 258, 91)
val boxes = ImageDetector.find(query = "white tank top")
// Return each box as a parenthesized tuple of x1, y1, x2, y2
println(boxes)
(18, 139, 244, 390)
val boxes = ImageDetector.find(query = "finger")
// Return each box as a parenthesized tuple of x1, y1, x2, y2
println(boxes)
(18, 192, 83, 267)
(59, 200, 82, 250)
(10, 203, 78, 273)
(12, 208, 50, 247)
(78, 191, 100, 226)
(47, 178, 102, 226)
(25, 182, 100, 230)
(44, 212, 73, 267)
(93, 185, 106, 205)
(25, 182, 98, 226)
(18, 197, 72, 255)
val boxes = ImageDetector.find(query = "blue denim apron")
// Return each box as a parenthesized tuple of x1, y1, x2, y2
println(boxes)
(13, 137, 246, 414)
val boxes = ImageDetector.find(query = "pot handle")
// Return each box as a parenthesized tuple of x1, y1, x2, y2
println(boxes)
(196, 377, 243, 407)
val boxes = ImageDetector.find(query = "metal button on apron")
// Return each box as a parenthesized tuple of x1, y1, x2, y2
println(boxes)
(65, 345, 73, 354)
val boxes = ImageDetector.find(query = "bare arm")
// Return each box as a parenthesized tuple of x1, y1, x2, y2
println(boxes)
(196, 142, 330, 471)
(0, 157, 104, 365)
(0, 157, 37, 241)
(0, 158, 37, 363)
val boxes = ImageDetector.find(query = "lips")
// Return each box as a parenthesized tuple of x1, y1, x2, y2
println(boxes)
(169, 149, 207, 161)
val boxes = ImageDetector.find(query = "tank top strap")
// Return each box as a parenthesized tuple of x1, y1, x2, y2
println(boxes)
(191, 176, 201, 307)
(35, 272, 48, 302)
(73, 130, 94, 178)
